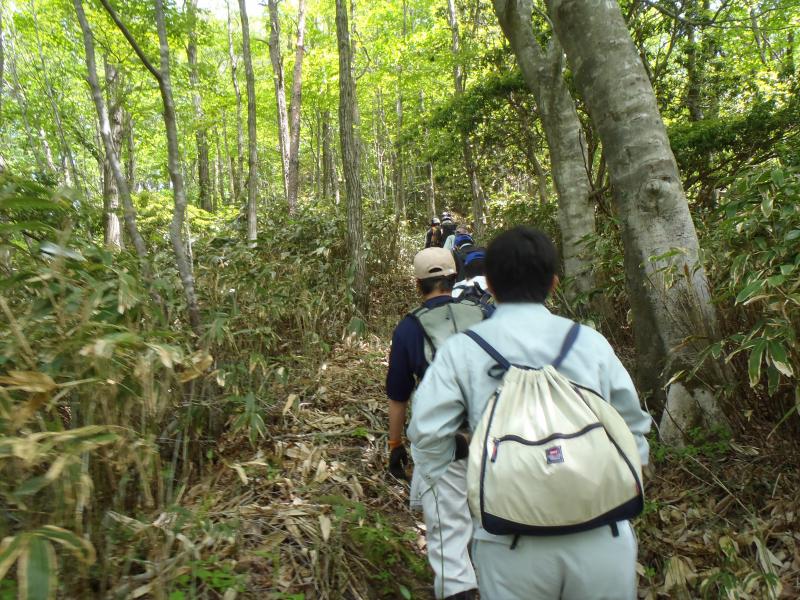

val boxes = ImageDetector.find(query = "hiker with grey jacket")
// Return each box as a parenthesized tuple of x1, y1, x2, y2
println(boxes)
(385, 247, 486, 600)
(409, 226, 652, 600)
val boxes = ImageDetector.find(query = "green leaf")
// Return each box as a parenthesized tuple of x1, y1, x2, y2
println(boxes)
(785, 230, 800, 242)
(780, 264, 795, 276)
(735, 280, 764, 304)
(33, 527, 95, 565)
(18, 537, 56, 600)
(748, 341, 766, 387)
(398, 584, 412, 600)
(767, 274, 785, 287)
(770, 169, 785, 187)
(767, 342, 794, 378)
(0, 535, 27, 581)
(761, 193, 773, 218)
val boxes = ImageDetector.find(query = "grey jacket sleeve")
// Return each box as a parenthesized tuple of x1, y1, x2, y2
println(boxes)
(407, 345, 465, 486)
(604, 352, 652, 466)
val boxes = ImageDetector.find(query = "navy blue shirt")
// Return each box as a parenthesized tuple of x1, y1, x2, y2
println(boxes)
(386, 295, 455, 402)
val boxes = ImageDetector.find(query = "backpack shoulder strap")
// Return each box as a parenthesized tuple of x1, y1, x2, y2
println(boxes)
(552, 322, 581, 369)
(464, 330, 511, 371)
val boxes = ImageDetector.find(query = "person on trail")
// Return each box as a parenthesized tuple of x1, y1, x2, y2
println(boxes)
(425, 217, 443, 248)
(451, 248, 492, 313)
(385, 247, 485, 600)
(441, 214, 457, 249)
(408, 226, 652, 600)
(451, 232, 475, 279)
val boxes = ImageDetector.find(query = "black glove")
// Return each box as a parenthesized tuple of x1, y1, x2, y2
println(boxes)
(454, 432, 470, 460)
(388, 445, 410, 480)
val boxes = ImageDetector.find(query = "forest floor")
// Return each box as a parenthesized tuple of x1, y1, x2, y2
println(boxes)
(166, 268, 800, 600)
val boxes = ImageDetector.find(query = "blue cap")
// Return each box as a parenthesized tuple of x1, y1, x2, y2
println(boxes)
(454, 234, 474, 248)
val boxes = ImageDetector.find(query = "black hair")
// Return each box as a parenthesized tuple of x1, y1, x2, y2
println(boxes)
(463, 248, 486, 279)
(417, 274, 457, 296)
(486, 226, 558, 303)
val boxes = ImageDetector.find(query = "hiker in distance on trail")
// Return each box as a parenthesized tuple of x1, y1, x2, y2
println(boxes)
(409, 226, 652, 600)
(425, 217, 443, 248)
(385, 247, 492, 600)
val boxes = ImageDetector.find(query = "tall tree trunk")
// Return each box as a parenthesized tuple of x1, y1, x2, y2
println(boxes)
(0, 9, 4, 120)
(214, 126, 226, 207)
(446, 0, 484, 238)
(286, 0, 307, 214)
(239, 0, 258, 243)
(74, 0, 150, 275)
(187, 0, 211, 211)
(493, 0, 594, 297)
(268, 0, 291, 203)
(419, 91, 436, 218)
(546, 0, 724, 442)
(374, 90, 387, 206)
(227, 0, 244, 201)
(102, 59, 123, 250)
(222, 107, 236, 203)
(335, 0, 367, 316)
(99, 0, 202, 332)
(321, 109, 337, 202)
(393, 0, 407, 221)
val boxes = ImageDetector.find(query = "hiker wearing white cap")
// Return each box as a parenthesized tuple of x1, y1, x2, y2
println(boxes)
(385, 247, 486, 600)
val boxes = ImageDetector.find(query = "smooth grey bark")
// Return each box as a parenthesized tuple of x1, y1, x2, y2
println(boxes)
(546, 0, 724, 440)
(99, 0, 202, 332)
(239, 0, 258, 243)
(74, 0, 150, 272)
(419, 90, 436, 217)
(187, 0, 211, 211)
(226, 0, 244, 201)
(446, 0, 484, 239)
(221, 107, 236, 202)
(102, 60, 123, 250)
(321, 109, 336, 201)
(268, 0, 291, 203)
(493, 0, 594, 296)
(335, 0, 367, 316)
(286, 0, 307, 214)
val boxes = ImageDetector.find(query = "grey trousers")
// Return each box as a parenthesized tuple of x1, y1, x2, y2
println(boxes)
(415, 459, 478, 599)
(471, 521, 638, 600)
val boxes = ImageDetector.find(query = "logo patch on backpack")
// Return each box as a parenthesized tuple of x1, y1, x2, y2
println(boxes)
(546, 445, 564, 464)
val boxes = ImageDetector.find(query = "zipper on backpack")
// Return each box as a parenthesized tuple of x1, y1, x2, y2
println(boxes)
(490, 438, 499, 462)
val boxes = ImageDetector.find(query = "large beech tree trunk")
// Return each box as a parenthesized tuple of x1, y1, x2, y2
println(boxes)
(187, 0, 211, 211)
(239, 0, 258, 243)
(99, 0, 202, 332)
(446, 0, 484, 239)
(335, 0, 368, 316)
(546, 0, 724, 442)
(492, 0, 595, 297)
(286, 0, 307, 214)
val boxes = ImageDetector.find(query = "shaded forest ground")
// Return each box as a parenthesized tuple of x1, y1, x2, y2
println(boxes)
(160, 265, 800, 600)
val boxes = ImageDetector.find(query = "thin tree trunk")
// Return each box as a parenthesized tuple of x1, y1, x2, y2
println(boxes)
(0, 9, 4, 120)
(335, 0, 367, 316)
(546, 0, 724, 442)
(286, 0, 307, 214)
(227, 0, 244, 201)
(239, 0, 258, 243)
(322, 109, 334, 201)
(419, 91, 436, 218)
(99, 0, 202, 332)
(446, 0, 484, 238)
(222, 107, 236, 203)
(30, 0, 82, 191)
(102, 59, 123, 250)
(214, 126, 226, 207)
(493, 0, 595, 297)
(187, 0, 211, 211)
(7, 36, 46, 173)
(268, 0, 291, 203)
(74, 0, 150, 272)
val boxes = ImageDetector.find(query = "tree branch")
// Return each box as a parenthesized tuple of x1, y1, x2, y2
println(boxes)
(96, 0, 162, 83)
